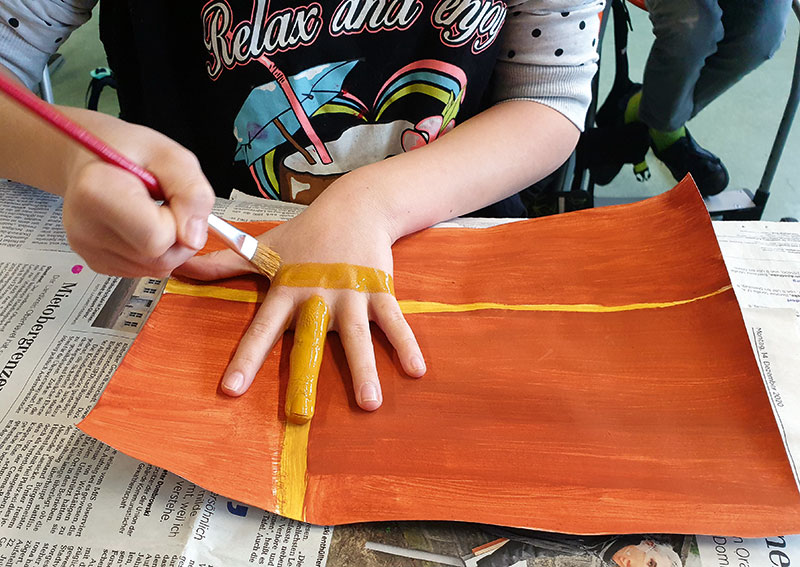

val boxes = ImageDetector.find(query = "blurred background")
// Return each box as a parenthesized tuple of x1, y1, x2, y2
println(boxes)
(48, 4, 800, 221)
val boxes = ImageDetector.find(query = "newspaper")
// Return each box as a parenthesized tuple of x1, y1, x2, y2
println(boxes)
(344, 524, 800, 567)
(712, 220, 800, 492)
(1, 180, 799, 566)
(697, 535, 799, 567)
(0, 180, 331, 566)
(712, 221, 800, 317)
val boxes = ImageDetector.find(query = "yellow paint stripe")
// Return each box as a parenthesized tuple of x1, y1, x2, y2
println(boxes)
(165, 279, 731, 518)
(165, 279, 732, 314)
(275, 421, 310, 521)
(398, 285, 732, 314)
(165, 279, 264, 303)
(274, 263, 395, 295)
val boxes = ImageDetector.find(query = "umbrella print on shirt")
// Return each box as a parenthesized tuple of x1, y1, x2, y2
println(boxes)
(233, 60, 359, 169)
(237, 59, 468, 200)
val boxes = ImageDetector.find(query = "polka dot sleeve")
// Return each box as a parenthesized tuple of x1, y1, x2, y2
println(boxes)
(491, 0, 604, 131)
(0, 0, 97, 89)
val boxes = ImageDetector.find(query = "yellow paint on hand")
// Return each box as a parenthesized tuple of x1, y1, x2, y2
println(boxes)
(286, 295, 330, 424)
(276, 420, 311, 521)
(274, 263, 394, 295)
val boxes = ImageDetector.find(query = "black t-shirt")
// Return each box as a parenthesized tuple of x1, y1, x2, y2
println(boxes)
(99, 0, 508, 202)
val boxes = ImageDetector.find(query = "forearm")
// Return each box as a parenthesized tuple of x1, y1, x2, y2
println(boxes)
(0, 65, 102, 195)
(312, 100, 579, 242)
(1, 64, 214, 276)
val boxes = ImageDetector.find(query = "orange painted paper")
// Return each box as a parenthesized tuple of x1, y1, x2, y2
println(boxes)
(79, 178, 800, 535)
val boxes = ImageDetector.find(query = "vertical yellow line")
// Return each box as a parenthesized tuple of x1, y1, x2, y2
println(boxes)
(276, 421, 311, 520)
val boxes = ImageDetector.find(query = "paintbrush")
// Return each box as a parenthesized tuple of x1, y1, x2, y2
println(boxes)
(0, 73, 281, 279)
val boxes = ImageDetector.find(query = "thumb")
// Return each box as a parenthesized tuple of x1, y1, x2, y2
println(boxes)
(174, 249, 255, 281)
(146, 147, 216, 251)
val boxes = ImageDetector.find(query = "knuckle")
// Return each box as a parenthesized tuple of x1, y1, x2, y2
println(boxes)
(195, 185, 216, 210)
(270, 286, 296, 304)
(342, 321, 371, 343)
(353, 363, 378, 380)
(384, 308, 407, 329)
(166, 146, 201, 170)
(139, 230, 174, 258)
(246, 319, 277, 341)
(400, 335, 418, 352)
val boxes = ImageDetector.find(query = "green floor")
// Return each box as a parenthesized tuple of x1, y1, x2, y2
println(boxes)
(49, 7, 800, 220)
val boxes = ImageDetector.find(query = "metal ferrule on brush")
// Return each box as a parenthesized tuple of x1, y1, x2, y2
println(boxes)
(206, 214, 257, 262)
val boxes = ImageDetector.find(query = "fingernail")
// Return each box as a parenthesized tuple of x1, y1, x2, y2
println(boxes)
(410, 355, 426, 375)
(222, 371, 244, 395)
(359, 382, 380, 407)
(186, 216, 207, 250)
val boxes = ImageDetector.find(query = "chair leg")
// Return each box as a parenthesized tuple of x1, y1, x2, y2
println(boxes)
(748, 0, 800, 216)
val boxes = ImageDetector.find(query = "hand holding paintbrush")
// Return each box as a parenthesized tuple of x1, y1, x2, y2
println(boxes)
(1, 69, 426, 426)
(0, 71, 280, 279)
(0, 71, 343, 424)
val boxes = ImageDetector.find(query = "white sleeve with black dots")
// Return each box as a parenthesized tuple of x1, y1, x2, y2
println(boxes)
(0, 0, 97, 89)
(491, 0, 605, 131)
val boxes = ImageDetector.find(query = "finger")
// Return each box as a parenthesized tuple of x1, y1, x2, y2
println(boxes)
(220, 289, 295, 397)
(67, 222, 201, 277)
(337, 296, 382, 412)
(66, 163, 179, 258)
(146, 147, 216, 250)
(371, 294, 426, 378)
(75, 247, 175, 278)
(285, 295, 330, 424)
(174, 248, 254, 280)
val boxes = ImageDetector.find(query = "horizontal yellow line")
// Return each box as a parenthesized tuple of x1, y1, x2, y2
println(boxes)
(399, 285, 732, 313)
(165, 280, 732, 314)
(165, 279, 265, 302)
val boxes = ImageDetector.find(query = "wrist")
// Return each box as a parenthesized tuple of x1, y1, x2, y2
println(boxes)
(58, 107, 121, 189)
(310, 164, 404, 244)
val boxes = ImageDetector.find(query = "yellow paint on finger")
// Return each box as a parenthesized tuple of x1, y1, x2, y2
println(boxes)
(276, 296, 330, 521)
(276, 421, 310, 521)
(274, 263, 394, 295)
(286, 295, 330, 424)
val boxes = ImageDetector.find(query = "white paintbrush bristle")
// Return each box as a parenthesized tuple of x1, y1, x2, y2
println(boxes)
(251, 242, 282, 279)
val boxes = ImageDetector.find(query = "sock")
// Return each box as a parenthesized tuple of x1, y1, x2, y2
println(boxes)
(623, 91, 642, 124)
(624, 90, 688, 151)
(649, 126, 687, 152)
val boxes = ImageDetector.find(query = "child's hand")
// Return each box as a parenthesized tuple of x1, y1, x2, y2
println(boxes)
(176, 187, 427, 417)
(0, 67, 215, 276)
(57, 113, 216, 277)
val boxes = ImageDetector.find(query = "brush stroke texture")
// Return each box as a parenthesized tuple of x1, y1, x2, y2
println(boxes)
(79, 177, 800, 535)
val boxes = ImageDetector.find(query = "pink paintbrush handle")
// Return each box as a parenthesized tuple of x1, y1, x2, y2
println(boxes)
(0, 72, 165, 200)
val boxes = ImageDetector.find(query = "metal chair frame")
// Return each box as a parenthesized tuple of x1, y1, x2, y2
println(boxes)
(569, 0, 800, 220)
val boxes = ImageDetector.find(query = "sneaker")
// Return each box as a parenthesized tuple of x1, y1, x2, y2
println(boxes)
(651, 130, 729, 197)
